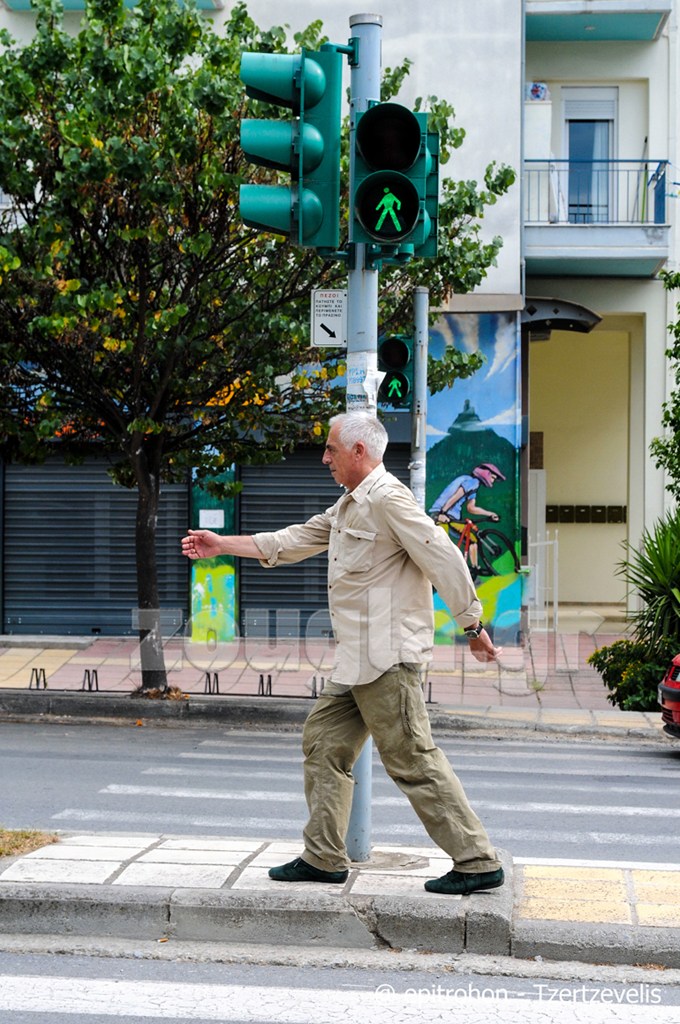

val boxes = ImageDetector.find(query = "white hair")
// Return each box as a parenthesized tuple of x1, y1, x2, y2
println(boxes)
(329, 412, 389, 461)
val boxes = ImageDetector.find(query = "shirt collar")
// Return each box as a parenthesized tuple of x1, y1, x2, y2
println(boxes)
(348, 463, 386, 504)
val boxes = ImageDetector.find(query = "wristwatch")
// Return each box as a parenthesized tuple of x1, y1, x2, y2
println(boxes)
(463, 622, 484, 640)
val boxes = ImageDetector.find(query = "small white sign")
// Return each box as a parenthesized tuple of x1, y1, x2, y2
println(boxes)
(199, 509, 225, 529)
(311, 289, 347, 347)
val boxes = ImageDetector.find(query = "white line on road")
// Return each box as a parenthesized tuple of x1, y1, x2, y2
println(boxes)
(179, 750, 679, 782)
(148, 764, 674, 795)
(50, 809, 674, 852)
(0, 975, 675, 1023)
(97, 784, 674, 817)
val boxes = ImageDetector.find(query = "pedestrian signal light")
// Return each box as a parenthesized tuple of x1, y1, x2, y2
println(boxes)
(239, 47, 343, 250)
(378, 335, 413, 408)
(352, 103, 439, 255)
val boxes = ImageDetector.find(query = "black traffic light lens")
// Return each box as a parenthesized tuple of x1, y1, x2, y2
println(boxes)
(356, 103, 422, 171)
(379, 336, 410, 370)
(354, 171, 420, 242)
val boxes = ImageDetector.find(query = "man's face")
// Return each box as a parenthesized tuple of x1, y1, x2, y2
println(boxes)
(322, 424, 357, 489)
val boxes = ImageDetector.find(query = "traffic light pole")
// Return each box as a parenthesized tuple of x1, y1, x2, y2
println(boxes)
(344, 13, 382, 414)
(410, 286, 429, 509)
(344, 12, 382, 863)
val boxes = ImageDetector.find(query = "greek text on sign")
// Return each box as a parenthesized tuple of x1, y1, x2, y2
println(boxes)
(311, 290, 347, 347)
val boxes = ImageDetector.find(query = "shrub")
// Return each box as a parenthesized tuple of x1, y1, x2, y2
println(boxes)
(588, 511, 680, 710)
(588, 637, 678, 712)
(618, 509, 680, 650)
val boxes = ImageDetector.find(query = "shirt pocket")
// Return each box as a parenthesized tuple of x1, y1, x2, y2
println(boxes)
(338, 528, 377, 572)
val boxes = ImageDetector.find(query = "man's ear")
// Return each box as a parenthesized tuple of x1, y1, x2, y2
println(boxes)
(354, 441, 366, 459)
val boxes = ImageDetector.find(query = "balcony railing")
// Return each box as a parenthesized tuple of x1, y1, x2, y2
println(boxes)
(524, 159, 668, 226)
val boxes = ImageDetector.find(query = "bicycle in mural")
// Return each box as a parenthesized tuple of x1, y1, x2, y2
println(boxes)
(434, 514, 520, 580)
(428, 462, 519, 578)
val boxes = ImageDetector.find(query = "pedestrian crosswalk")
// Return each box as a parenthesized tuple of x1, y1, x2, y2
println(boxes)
(0, 973, 678, 1023)
(44, 733, 678, 864)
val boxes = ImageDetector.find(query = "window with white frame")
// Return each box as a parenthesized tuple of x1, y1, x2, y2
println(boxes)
(562, 87, 618, 223)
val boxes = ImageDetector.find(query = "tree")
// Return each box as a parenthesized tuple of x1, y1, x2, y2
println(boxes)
(651, 270, 680, 499)
(0, 0, 515, 688)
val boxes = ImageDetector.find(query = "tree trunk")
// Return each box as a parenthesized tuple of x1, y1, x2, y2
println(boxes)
(132, 443, 168, 691)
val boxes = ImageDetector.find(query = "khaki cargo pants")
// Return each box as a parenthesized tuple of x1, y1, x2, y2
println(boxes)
(301, 663, 501, 873)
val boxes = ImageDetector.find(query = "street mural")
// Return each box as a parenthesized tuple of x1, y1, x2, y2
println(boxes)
(427, 311, 522, 645)
(189, 470, 237, 644)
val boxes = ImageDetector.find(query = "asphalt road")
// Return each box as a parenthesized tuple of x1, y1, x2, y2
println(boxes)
(2, 721, 679, 864)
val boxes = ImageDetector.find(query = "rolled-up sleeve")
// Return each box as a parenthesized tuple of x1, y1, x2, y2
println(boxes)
(253, 511, 333, 567)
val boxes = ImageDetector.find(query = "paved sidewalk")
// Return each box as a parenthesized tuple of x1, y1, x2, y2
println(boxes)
(0, 609, 665, 739)
(0, 623, 626, 712)
(0, 833, 678, 968)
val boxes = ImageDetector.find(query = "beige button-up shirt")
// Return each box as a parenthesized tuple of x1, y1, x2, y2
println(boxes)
(253, 463, 482, 686)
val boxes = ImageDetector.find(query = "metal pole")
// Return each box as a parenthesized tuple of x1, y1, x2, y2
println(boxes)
(410, 287, 429, 508)
(344, 12, 382, 863)
(344, 12, 382, 414)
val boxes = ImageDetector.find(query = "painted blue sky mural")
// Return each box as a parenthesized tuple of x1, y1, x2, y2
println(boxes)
(428, 312, 522, 449)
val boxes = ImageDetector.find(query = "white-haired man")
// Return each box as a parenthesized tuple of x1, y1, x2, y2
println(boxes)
(182, 412, 504, 895)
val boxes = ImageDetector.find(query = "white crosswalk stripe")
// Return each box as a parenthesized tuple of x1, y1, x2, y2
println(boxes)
(98, 783, 670, 818)
(0, 974, 676, 1023)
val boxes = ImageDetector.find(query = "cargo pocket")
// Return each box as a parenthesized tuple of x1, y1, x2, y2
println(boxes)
(399, 675, 434, 751)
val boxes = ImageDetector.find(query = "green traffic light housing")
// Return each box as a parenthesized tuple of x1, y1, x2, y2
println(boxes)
(239, 48, 343, 250)
(378, 334, 413, 408)
(352, 103, 439, 256)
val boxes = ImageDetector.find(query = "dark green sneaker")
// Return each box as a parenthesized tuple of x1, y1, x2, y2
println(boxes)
(268, 857, 349, 884)
(424, 866, 504, 895)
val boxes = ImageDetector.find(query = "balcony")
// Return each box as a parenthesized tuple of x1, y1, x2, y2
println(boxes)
(526, 1, 671, 42)
(524, 159, 670, 277)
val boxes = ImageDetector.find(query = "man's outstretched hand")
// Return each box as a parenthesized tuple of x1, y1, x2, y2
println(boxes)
(181, 529, 224, 561)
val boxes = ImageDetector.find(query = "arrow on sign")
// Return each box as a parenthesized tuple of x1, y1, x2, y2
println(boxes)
(320, 323, 337, 339)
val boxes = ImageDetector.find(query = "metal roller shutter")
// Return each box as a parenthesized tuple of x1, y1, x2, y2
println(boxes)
(238, 444, 410, 636)
(2, 456, 188, 636)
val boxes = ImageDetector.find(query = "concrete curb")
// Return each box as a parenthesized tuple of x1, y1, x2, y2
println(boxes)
(512, 919, 680, 970)
(0, 877, 512, 955)
(0, 689, 667, 741)
(0, 691, 311, 729)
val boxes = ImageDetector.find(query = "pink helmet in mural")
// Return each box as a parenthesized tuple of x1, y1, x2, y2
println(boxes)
(472, 463, 506, 487)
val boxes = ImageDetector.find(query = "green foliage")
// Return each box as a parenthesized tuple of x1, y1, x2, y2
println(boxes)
(588, 510, 680, 710)
(588, 637, 677, 712)
(618, 509, 680, 649)
(428, 346, 484, 395)
(651, 270, 680, 499)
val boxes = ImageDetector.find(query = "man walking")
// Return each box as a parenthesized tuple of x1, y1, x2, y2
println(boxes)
(181, 412, 504, 895)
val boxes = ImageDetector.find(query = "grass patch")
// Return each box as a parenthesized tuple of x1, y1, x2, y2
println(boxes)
(0, 828, 59, 858)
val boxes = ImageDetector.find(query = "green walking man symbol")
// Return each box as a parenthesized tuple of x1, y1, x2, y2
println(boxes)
(374, 186, 402, 233)
(387, 375, 403, 399)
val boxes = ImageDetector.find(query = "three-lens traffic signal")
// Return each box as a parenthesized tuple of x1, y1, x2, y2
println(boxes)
(352, 103, 439, 257)
(239, 47, 342, 250)
(378, 335, 413, 408)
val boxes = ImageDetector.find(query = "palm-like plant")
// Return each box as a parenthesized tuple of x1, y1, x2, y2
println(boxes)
(618, 509, 680, 649)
